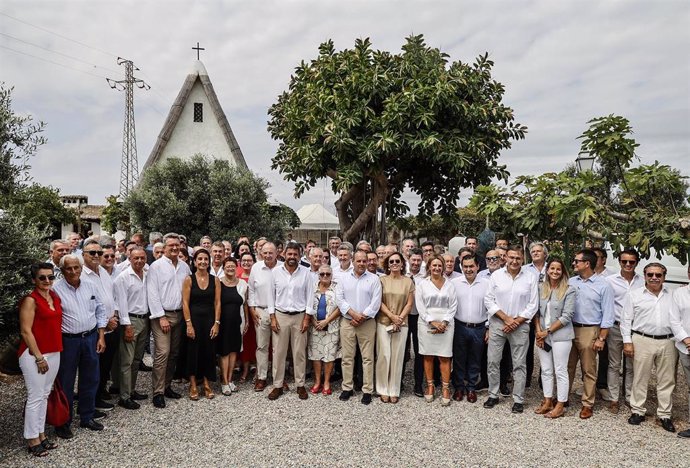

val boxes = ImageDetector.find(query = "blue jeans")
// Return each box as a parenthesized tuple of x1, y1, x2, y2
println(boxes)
(452, 321, 485, 391)
(58, 331, 100, 425)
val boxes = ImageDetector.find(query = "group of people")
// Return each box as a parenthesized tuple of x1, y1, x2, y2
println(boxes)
(17, 231, 690, 457)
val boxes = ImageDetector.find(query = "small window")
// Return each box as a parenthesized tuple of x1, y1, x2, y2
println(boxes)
(193, 103, 203, 122)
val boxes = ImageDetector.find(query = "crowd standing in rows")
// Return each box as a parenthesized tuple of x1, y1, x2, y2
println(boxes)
(17, 231, 690, 456)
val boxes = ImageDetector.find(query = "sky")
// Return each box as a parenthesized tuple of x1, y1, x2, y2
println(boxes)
(1, 0, 688, 216)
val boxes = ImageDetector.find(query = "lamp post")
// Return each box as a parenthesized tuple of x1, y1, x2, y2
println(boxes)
(575, 152, 595, 173)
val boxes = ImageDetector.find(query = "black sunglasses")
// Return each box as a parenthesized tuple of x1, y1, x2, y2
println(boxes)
(37, 274, 56, 281)
(103, 254, 116, 259)
(486, 256, 500, 261)
(646, 272, 664, 278)
(319, 272, 332, 277)
(620, 260, 637, 265)
(388, 259, 401, 264)
(84, 250, 103, 257)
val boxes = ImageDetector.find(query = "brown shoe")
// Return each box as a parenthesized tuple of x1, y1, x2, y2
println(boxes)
(452, 390, 464, 402)
(467, 391, 477, 403)
(283, 382, 290, 392)
(268, 387, 283, 400)
(254, 379, 267, 392)
(608, 401, 620, 414)
(535, 398, 554, 415)
(579, 406, 593, 419)
(296, 386, 308, 400)
(545, 402, 565, 419)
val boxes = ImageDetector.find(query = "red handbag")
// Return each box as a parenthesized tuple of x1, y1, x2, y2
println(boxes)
(46, 379, 70, 427)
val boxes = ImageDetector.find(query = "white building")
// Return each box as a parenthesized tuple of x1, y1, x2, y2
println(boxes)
(142, 60, 248, 170)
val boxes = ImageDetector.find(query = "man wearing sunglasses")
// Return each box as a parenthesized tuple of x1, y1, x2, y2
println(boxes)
(623, 263, 677, 433)
(604, 249, 644, 413)
(671, 264, 690, 439)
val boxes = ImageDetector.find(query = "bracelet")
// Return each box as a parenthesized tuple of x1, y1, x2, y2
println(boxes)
(214, 320, 220, 325)
(35, 357, 45, 363)
(185, 319, 191, 323)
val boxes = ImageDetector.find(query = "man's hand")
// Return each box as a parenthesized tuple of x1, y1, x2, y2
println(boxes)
(623, 343, 634, 358)
(484, 329, 490, 344)
(251, 308, 261, 325)
(159, 316, 171, 334)
(300, 316, 310, 333)
(106, 316, 119, 331)
(592, 337, 605, 352)
(124, 325, 135, 343)
(96, 336, 106, 353)
(271, 315, 280, 333)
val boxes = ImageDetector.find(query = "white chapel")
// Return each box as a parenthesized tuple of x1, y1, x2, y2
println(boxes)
(142, 60, 248, 170)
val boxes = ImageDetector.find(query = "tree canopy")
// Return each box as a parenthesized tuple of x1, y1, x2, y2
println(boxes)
(268, 35, 526, 242)
(125, 155, 300, 243)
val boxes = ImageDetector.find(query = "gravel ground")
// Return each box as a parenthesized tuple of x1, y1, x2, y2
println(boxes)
(1, 355, 689, 467)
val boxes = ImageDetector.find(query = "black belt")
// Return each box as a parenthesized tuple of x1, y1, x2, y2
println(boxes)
(129, 313, 149, 318)
(255, 305, 268, 309)
(632, 330, 673, 340)
(456, 320, 484, 328)
(163, 309, 182, 314)
(613, 320, 620, 326)
(62, 326, 97, 338)
(573, 322, 598, 327)
(277, 309, 305, 316)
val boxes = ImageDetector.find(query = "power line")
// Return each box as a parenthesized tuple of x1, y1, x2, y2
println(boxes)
(0, 31, 120, 74)
(0, 44, 106, 79)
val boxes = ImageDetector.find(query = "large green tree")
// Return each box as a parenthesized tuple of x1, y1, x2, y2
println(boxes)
(268, 35, 526, 242)
(125, 155, 300, 243)
(470, 115, 690, 262)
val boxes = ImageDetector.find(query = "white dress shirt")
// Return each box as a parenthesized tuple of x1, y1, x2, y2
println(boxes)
(82, 265, 117, 319)
(247, 260, 283, 308)
(444, 271, 463, 280)
(268, 264, 315, 315)
(53, 278, 107, 334)
(671, 286, 690, 354)
(524, 263, 547, 283)
(621, 286, 675, 343)
(332, 262, 354, 284)
(606, 272, 644, 322)
(210, 264, 225, 280)
(484, 267, 539, 321)
(113, 266, 148, 326)
(415, 277, 458, 324)
(146, 256, 191, 319)
(335, 270, 382, 320)
(451, 275, 489, 324)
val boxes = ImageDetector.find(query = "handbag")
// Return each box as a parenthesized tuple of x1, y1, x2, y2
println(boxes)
(46, 379, 70, 427)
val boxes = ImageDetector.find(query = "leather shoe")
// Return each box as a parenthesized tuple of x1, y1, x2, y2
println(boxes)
(467, 391, 477, 403)
(339, 390, 353, 401)
(164, 387, 182, 399)
(55, 424, 74, 440)
(658, 418, 676, 433)
(677, 428, 690, 438)
(499, 385, 511, 397)
(254, 379, 267, 392)
(95, 399, 114, 411)
(131, 391, 148, 401)
(79, 419, 104, 431)
(483, 397, 499, 409)
(92, 410, 107, 420)
(579, 406, 593, 419)
(268, 387, 283, 400)
(152, 394, 166, 408)
(118, 398, 140, 410)
(361, 393, 372, 405)
(512, 403, 524, 414)
(628, 413, 645, 425)
(608, 401, 620, 414)
(452, 390, 464, 402)
(296, 386, 308, 400)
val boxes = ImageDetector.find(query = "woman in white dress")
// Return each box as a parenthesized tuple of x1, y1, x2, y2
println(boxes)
(415, 255, 458, 406)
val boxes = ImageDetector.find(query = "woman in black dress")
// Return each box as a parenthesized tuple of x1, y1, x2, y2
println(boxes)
(218, 257, 249, 395)
(181, 249, 221, 400)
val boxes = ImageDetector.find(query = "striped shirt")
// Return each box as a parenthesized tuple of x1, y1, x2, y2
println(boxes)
(53, 278, 107, 334)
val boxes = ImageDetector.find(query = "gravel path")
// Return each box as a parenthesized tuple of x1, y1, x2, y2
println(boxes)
(1, 357, 688, 467)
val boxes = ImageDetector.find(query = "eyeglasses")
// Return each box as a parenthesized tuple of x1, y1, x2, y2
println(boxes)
(572, 259, 587, 263)
(388, 259, 401, 264)
(103, 254, 116, 259)
(422, 249, 434, 253)
(646, 272, 664, 278)
(486, 256, 500, 261)
(620, 260, 637, 265)
(84, 250, 103, 257)
(319, 272, 332, 277)
(37, 274, 56, 281)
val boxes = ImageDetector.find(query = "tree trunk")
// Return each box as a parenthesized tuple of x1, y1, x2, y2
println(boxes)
(335, 175, 389, 243)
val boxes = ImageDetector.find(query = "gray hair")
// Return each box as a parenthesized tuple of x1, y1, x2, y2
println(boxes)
(154, 242, 165, 249)
(59, 253, 84, 268)
(149, 231, 164, 244)
(528, 241, 549, 257)
(83, 239, 100, 249)
(49, 239, 68, 251)
(163, 232, 180, 242)
(356, 240, 371, 250)
(99, 235, 115, 248)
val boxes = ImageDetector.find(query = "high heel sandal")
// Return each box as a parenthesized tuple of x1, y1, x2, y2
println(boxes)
(441, 382, 451, 407)
(204, 384, 215, 399)
(424, 380, 435, 403)
(189, 386, 199, 401)
(535, 398, 554, 414)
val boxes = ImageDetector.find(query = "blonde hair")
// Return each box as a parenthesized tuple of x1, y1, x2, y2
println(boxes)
(540, 258, 570, 301)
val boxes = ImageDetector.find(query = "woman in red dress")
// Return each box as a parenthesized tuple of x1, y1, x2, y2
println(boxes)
(238, 251, 257, 383)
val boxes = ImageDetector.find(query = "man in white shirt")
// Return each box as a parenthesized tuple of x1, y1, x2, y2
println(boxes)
(336, 250, 382, 405)
(623, 263, 677, 433)
(332, 244, 354, 283)
(604, 249, 644, 413)
(671, 264, 690, 439)
(147, 233, 191, 408)
(267, 243, 314, 401)
(114, 247, 149, 410)
(405, 248, 426, 396)
(247, 242, 282, 392)
(307, 247, 324, 285)
(209, 241, 225, 279)
(442, 253, 463, 279)
(328, 236, 341, 267)
(451, 254, 489, 404)
(483, 246, 538, 413)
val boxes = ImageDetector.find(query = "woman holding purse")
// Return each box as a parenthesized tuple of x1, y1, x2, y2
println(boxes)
(18, 263, 63, 457)
(534, 258, 576, 418)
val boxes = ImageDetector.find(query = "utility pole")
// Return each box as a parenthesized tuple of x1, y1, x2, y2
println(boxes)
(107, 58, 149, 199)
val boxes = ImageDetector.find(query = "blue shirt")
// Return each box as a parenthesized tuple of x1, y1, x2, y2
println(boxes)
(568, 274, 615, 328)
(316, 294, 328, 320)
(53, 278, 107, 334)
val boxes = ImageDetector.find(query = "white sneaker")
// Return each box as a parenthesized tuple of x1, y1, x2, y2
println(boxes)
(221, 384, 232, 396)
(229, 382, 237, 392)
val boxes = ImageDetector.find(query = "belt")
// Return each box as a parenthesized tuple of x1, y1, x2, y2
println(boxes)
(456, 320, 484, 328)
(277, 309, 305, 316)
(632, 330, 673, 340)
(573, 322, 598, 327)
(129, 313, 149, 318)
(254, 305, 268, 309)
(62, 326, 97, 338)
(614, 320, 620, 326)
(163, 309, 182, 314)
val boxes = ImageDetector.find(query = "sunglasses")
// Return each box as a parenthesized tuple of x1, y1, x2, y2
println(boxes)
(620, 260, 637, 265)
(486, 256, 500, 261)
(319, 272, 332, 277)
(646, 272, 664, 278)
(572, 259, 587, 263)
(84, 250, 103, 257)
(103, 254, 116, 259)
(37, 274, 56, 281)
(388, 259, 401, 264)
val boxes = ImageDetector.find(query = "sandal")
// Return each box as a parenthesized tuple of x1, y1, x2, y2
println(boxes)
(441, 382, 451, 407)
(27, 443, 49, 457)
(204, 385, 215, 399)
(545, 402, 565, 419)
(380, 395, 390, 403)
(390, 396, 399, 404)
(221, 384, 232, 396)
(424, 380, 435, 403)
(40, 439, 58, 450)
(189, 386, 199, 401)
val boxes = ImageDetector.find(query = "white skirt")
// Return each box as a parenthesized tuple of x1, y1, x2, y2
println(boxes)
(418, 316, 454, 357)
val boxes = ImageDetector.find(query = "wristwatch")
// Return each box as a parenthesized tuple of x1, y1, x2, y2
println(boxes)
(215, 320, 221, 325)
(546, 329, 552, 335)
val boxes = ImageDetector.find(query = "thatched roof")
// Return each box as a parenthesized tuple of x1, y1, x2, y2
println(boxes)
(142, 60, 248, 171)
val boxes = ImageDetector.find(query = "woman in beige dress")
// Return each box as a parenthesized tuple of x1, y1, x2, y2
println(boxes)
(308, 265, 341, 395)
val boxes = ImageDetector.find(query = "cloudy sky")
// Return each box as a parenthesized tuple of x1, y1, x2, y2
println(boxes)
(2, 0, 688, 215)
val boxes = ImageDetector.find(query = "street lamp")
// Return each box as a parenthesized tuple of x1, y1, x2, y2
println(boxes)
(575, 152, 596, 173)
